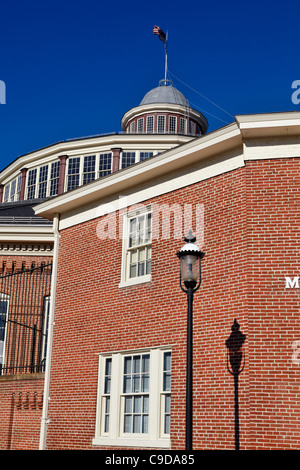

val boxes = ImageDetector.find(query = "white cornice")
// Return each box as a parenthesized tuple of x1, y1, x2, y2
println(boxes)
(29, 110, 300, 229)
(0, 225, 54, 243)
(235, 111, 300, 137)
(34, 122, 242, 223)
(0, 133, 192, 185)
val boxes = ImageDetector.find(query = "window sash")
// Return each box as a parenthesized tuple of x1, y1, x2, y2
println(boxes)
(83, 155, 96, 185)
(157, 115, 165, 134)
(169, 116, 176, 134)
(121, 152, 136, 169)
(49, 161, 60, 197)
(99, 153, 112, 178)
(27, 169, 37, 199)
(179, 117, 186, 134)
(146, 116, 154, 134)
(137, 118, 144, 134)
(96, 348, 171, 446)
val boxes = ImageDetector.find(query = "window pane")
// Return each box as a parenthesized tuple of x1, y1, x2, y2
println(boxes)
(105, 358, 112, 376)
(133, 375, 140, 393)
(104, 414, 110, 433)
(138, 262, 145, 277)
(143, 396, 149, 413)
(129, 264, 137, 278)
(141, 375, 149, 393)
(133, 415, 141, 433)
(142, 415, 149, 433)
(164, 414, 170, 435)
(124, 375, 131, 393)
(165, 394, 171, 413)
(105, 396, 110, 413)
(124, 415, 132, 433)
(163, 373, 171, 391)
(124, 357, 132, 374)
(164, 352, 171, 371)
(68, 157, 80, 174)
(133, 396, 141, 413)
(39, 165, 48, 183)
(104, 377, 111, 394)
(142, 354, 150, 372)
(125, 396, 132, 413)
(133, 356, 140, 373)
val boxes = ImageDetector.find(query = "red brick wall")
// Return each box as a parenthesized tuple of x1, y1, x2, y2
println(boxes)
(0, 375, 44, 450)
(40, 158, 300, 449)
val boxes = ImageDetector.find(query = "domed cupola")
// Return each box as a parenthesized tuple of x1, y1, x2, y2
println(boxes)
(121, 79, 208, 137)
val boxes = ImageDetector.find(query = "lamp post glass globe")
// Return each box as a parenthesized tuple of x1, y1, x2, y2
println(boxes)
(177, 230, 203, 290)
(180, 254, 200, 283)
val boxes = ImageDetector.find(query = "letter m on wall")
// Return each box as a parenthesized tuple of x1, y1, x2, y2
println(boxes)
(285, 277, 299, 289)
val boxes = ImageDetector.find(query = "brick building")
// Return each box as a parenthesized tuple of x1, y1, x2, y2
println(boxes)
(0, 79, 300, 450)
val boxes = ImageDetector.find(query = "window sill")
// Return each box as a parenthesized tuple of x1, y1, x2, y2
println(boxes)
(119, 275, 151, 289)
(92, 436, 170, 448)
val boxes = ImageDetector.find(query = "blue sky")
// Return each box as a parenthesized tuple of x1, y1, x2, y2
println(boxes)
(0, 0, 299, 171)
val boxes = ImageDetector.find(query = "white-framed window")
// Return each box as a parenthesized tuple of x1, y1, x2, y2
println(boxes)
(121, 152, 136, 169)
(83, 155, 96, 185)
(38, 165, 49, 198)
(3, 175, 21, 202)
(137, 118, 144, 134)
(93, 346, 172, 448)
(130, 121, 135, 134)
(120, 206, 152, 288)
(99, 153, 112, 178)
(49, 161, 60, 196)
(25, 161, 60, 200)
(169, 116, 177, 134)
(146, 116, 154, 134)
(0, 293, 10, 375)
(27, 168, 38, 199)
(3, 184, 10, 203)
(67, 157, 81, 191)
(157, 115, 165, 134)
(179, 117, 187, 134)
(15, 175, 22, 201)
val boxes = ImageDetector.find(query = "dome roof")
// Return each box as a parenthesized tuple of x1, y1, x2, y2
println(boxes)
(140, 80, 189, 107)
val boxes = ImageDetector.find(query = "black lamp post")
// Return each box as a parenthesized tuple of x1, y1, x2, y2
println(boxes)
(225, 319, 246, 451)
(177, 230, 204, 451)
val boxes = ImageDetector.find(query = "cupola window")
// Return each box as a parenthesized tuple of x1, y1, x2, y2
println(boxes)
(157, 115, 165, 134)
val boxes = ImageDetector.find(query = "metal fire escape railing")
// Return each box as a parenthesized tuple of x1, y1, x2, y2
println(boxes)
(0, 262, 52, 375)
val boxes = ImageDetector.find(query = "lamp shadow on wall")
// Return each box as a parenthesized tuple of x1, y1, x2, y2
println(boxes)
(225, 319, 246, 451)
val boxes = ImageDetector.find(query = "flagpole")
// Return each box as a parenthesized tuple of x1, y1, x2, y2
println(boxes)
(164, 31, 168, 83)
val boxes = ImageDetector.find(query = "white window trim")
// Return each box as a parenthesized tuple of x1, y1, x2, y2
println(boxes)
(93, 346, 171, 449)
(119, 205, 152, 288)
(157, 115, 166, 134)
(168, 115, 177, 134)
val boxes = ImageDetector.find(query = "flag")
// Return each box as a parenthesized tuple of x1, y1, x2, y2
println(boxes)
(153, 25, 166, 44)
